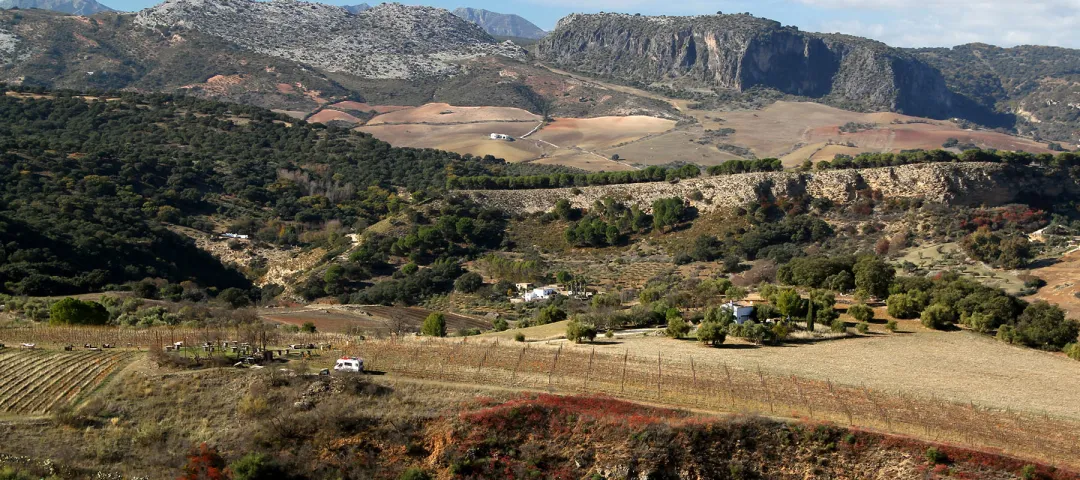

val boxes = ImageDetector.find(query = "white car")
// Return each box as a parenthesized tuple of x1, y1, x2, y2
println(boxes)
(334, 357, 364, 373)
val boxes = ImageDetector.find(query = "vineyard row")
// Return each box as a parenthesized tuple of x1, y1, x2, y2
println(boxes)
(350, 338, 1080, 470)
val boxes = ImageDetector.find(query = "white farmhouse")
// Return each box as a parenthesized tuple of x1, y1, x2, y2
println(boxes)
(523, 287, 557, 302)
(720, 301, 755, 324)
(489, 133, 514, 141)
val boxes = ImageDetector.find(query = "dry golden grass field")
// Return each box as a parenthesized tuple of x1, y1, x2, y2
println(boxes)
(350, 335, 1080, 468)
(600, 330, 1080, 419)
(483, 320, 1080, 420)
(263, 305, 491, 335)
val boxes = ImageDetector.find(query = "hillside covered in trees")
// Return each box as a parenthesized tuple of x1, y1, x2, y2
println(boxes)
(0, 87, 523, 295)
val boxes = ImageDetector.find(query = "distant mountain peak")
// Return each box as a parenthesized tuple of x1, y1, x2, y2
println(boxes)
(0, 0, 113, 15)
(341, 2, 369, 14)
(134, 0, 525, 80)
(452, 7, 545, 39)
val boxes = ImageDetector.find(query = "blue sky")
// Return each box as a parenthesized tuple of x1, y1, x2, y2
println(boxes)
(106, 0, 1080, 49)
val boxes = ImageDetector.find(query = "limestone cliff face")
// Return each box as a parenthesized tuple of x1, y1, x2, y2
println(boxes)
(462, 163, 1073, 214)
(536, 13, 953, 117)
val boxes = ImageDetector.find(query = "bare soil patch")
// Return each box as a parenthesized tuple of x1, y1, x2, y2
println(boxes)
(357, 122, 544, 162)
(307, 109, 363, 124)
(695, 101, 1053, 163)
(532, 116, 676, 151)
(366, 102, 539, 125)
(271, 109, 308, 119)
(1027, 249, 1080, 318)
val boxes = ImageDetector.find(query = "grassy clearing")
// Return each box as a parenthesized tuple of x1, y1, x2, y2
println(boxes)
(481, 320, 571, 341)
(896, 242, 1026, 293)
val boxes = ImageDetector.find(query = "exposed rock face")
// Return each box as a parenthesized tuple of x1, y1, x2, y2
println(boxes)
(0, 0, 113, 15)
(536, 13, 953, 117)
(452, 7, 546, 40)
(135, 0, 526, 79)
(462, 163, 1073, 214)
(0, 26, 15, 63)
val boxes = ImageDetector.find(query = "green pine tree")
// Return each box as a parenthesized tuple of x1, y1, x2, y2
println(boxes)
(421, 313, 447, 337)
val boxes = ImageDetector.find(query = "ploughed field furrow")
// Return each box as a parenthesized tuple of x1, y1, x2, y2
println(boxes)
(11, 352, 123, 414)
(3, 353, 103, 413)
(35, 353, 132, 414)
(0, 352, 98, 413)
(0, 350, 47, 375)
(0, 352, 86, 408)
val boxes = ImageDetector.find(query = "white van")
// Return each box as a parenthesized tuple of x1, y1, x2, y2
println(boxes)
(334, 356, 364, 373)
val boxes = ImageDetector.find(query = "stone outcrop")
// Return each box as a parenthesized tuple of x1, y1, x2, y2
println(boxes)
(536, 13, 953, 117)
(135, 0, 526, 80)
(462, 163, 1073, 214)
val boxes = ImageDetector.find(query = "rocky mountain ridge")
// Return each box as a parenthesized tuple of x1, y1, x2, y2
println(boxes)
(0, 0, 112, 15)
(463, 163, 1076, 214)
(134, 0, 525, 79)
(537, 12, 955, 119)
(452, 7, 545, 39)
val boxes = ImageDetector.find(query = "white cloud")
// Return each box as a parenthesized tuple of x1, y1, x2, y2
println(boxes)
(800, 0, 1080, 47)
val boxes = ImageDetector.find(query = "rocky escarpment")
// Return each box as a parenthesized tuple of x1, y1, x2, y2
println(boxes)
(462, 163, 1074, 214)
(536, 13, 953, 117)
(135, 0, 526, 79)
